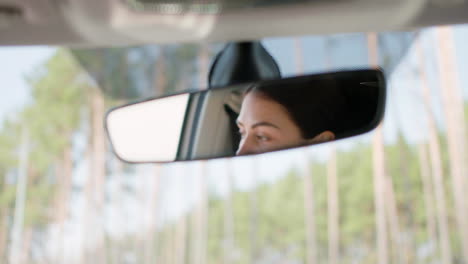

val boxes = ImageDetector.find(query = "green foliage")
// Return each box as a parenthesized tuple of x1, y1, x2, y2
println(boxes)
(257, 170, 305, 251)
(157, 126, 467, 264)
(23, 180, 54, 227)
(71, 44, 202, 100)
(72, 48, 134, 98)
(337, 144, 375, 246)
(0, 119, 20, 174)
(24, 49, 86, 174)
(0, 185, 17, 208)
(0, 49, 88, 228)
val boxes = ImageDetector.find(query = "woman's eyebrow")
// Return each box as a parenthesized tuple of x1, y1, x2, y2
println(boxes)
(236, 120, 280, 130)
(251, 121, 280, 130)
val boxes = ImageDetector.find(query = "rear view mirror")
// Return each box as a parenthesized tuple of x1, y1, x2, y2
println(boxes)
(106, 69, 386, 163)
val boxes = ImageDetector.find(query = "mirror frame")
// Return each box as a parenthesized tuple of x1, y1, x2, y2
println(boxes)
(105, 68, 386, 163)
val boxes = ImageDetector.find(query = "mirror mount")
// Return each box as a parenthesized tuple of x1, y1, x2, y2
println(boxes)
(208, 41, 281, 88)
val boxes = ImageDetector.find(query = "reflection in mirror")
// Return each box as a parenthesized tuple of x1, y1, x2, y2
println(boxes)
(106, 69, 385, 163)
(106, 94, 189, 162)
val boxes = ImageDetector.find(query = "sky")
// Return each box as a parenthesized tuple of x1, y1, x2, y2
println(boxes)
(0, 47, 55, 127)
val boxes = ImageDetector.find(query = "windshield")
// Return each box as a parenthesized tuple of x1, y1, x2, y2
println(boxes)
(1, 25, 468, 264)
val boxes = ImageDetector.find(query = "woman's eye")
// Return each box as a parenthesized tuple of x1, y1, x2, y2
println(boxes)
(256, 135, 270, 141)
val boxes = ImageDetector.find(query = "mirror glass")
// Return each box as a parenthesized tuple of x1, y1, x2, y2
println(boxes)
(106, 94, 189, 162)
(106, 69, 385, 163)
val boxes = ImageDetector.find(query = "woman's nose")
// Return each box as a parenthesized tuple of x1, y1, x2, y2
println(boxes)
(236, 136, 254, 156)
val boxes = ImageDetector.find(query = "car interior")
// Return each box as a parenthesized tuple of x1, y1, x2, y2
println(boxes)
(177, 83, 247, 160)
(161, 69, 384, 162)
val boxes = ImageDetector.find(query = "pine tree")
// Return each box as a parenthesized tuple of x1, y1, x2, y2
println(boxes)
(435, 26, 468, 263)
(368, 32, 389, 264)
(417, 36, 452, 264)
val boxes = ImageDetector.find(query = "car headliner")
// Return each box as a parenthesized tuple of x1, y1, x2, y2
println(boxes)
(1, 0, 468, 46)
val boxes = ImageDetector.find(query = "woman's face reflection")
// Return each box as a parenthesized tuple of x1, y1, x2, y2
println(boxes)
(236, 91, 307, 155)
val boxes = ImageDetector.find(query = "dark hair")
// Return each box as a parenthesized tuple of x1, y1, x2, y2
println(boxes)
(244, 76, 348, 139)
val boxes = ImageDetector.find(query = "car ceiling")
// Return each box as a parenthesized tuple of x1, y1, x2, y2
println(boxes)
(1, 0, 468, 46)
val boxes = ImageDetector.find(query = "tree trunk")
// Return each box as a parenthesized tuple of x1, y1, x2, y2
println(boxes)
(9, 128, 30, 264)
(83, 87, 107, 264)
(107, 156, 125, 264)
(372, 125, 389, 264)
(294, 38, 318, 264)
(162, 228, 172, 264)
(300, 152, 318, 264)
(327, 147, 339, 264)
(175, 214, 188, 264)
(418, 144, 437, 252)
(417, 37, 452, 264)
(435, 26, 468, 263)
(21, 227, 32, 264)
(167, 226, 176, 264)
(93, 87, 107, 263)
(0, 209, 8, 263)
(249, 159, 259, 263)
(395, 137, 415, 263)
(367, 33, 389, 264)
(223, 159, 235, 264)
(192, 162, 208, 264)
(143, 165, 161, 264)
(190, 198, 198, 264)
(54, 144, 73, 263)
(384, 173, 403, 264)
(155, 47, 168, 95)
(294, 38, 305, 74)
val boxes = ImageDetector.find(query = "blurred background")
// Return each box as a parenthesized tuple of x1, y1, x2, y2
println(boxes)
(0, 24, 467, 264)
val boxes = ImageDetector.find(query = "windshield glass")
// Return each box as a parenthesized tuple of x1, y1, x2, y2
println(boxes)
(1, 25, 468, 264)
